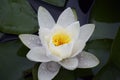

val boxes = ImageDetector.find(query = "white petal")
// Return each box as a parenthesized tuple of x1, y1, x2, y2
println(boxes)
(39, 28, 62, 61)
(38, 6, 55, 29)
(38, 62, 60, 80)
(66, 21, 80, 40)
(49, 41, 74, 59)
(39, 27, 50, 45)
(59, 57, 78, 70)
(79, 24, 95, 42)
(47, 53, 62, 62)
(77, 51, 99, 68)
(71, 40, 86, 57)
(19, 34, 41, 49)
(26, 47, 51, 62)
(50, 24, 64, 36)
(45, 45, 62, 62)
(39, 30, 63, 62)
(57, 7, 76, 27)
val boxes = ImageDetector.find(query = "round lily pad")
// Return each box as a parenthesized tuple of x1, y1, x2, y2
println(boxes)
(0, 0, 38, 34)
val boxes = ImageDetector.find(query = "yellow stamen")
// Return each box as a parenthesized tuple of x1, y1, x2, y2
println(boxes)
(52, 31, 71, 46)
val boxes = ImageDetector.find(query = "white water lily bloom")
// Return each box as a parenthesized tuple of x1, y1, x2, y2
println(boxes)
(19, 6, 99, 80)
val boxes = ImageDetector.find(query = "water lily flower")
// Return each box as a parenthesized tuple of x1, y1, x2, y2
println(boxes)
(19, 6, 99, 80)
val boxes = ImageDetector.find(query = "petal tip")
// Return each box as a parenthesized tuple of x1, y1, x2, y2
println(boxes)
(88, 57, 100, 68)
(19, 34, 23, 39)
(38, 6, 55, 29)
(79, 23, 95, 42)
(75, 21, 80, 25)
(88, 59, 100, 68)
(38, 6, 47, 15)
(19, 34, 27, 41)
(77, 51, 100, 68)
(38, 6, 45, 11)
(94, 58, 100, 67)
(26, 53, 34, 62)
(66, 7, 72, 11)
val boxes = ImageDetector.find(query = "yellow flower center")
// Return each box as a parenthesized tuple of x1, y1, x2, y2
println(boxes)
(52, 32, 71, 46)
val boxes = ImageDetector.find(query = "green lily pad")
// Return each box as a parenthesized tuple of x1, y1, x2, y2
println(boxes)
(0, 32, 4, 38)
(0, 40, 35, 80)
(86, 39, 113, 50)
(0, 0, 38, 34)
(74, 68, 93, 78)
(17, 44, 29, 57)
(42, 0, 66, 7)
(92, 28, 120, 80)
(23, 68, 33, 80)
(91, 0, 120, 22)
(90, 21, 120, 40)
(32, 63, 39, 80)
(93, 64, 120, 80)
(53, 68, 75, 80)
(85, 39, 113, 74)
(110, 27, 120, 69)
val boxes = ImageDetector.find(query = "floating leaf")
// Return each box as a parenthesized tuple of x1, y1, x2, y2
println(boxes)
(0, 32, 4, 38)
(110, 27, 120, 69)
(91, 0, 120, 22)
(85, 39, 113, 74)
(0, 40, 35, 80)
(93, 28, 120, 80)
(17, 44, 29, 57)
(23, 68, 33, 80)
(74, 68, 93, 78)
(0, 0, 38, 34)
(90, 21, 120, 40)
(32, 63, 40, 80)
(53, 68, 75, 80)
(85, 39, 113, 50)
(93, 64, 120, 80)
(42, 0, 66, 7)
